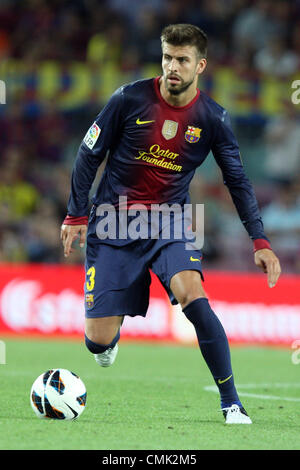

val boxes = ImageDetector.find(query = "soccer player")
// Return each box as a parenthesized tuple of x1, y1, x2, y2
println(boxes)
(61, 24, 281, 424)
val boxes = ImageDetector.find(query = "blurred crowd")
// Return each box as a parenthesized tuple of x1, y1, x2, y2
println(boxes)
(1, 0, 300, 71)
(0, 0, 300, 272)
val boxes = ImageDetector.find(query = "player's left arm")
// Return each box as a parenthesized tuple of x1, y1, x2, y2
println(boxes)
(254, 248, 281, 288)
(211, 110, 281, 288)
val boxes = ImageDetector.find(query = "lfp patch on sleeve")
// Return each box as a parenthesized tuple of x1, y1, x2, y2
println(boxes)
(83, 122, 101, 149)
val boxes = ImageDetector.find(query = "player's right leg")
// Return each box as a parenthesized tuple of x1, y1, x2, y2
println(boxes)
(83, 225, 151, 368)
(85, 315, 123, 367)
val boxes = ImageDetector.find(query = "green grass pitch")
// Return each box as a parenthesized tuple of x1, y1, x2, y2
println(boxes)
(0, 338, 299, 450)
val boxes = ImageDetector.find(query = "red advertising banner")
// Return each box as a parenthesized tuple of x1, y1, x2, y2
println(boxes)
(0, 264, 299, 345)
(0, 263, 173, 340)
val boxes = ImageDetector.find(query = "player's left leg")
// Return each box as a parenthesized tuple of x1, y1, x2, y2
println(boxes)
(170, 270, 252, 424)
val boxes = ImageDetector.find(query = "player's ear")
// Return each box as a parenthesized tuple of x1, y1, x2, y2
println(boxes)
(196, 58, 207, 75)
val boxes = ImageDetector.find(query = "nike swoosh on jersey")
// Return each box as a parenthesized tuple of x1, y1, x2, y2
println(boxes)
(190, 256, 201, 262)
(218, 374, 233, 384)
(136, 118, 155, 125)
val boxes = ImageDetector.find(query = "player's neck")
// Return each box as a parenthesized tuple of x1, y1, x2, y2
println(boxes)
(159, 77, 198, 107)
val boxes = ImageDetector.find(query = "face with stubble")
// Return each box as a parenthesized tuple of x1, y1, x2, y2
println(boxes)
(161, 42, 206, 96)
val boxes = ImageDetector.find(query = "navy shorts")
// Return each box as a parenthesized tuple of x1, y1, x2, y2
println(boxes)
(84, 207, 204, 318)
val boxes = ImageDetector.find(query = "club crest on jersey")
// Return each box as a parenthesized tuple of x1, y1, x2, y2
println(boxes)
(185, 126, 202, 143)
(85, 294, 94, 308)
(162, 120, 178, 140)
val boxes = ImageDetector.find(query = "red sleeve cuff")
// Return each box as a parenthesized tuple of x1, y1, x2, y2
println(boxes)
(63, 215, 88, 226)
(253, 238, 272, 252)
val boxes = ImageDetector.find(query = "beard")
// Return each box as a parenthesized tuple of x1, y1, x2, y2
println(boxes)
(164, 76, 194, 95)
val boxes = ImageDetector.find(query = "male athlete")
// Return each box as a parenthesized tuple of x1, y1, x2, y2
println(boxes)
(61, 24, 281, 424)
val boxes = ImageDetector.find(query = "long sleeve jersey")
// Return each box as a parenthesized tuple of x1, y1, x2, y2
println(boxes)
(66, 76, 269, 244)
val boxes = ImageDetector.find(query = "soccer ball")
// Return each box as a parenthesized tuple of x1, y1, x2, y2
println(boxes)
(30, 368, 87, 420)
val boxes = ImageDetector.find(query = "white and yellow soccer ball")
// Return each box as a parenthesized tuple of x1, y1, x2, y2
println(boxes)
(30, 369, 87, 420)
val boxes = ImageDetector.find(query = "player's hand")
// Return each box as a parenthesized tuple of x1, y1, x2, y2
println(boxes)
(60, 224, 87, 258)
(254, 249, 281, 288)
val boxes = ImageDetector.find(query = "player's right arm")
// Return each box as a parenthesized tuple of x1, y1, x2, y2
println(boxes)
(61, 223, 87, 258)
(61, 87, 125, 257)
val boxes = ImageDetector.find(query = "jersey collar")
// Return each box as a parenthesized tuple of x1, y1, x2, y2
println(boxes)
(154, 76, 200, 111)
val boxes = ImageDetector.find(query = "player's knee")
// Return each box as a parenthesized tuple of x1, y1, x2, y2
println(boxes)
(85, 329, 117, 347)
(85, 317, 121, 347)
(179, 294, 202, 310)
(85, 328, 120, 354)
(177, 287, 207, 310)
(171, 271, 206, 310)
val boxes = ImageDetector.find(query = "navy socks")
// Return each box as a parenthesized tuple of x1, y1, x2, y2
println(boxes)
(85, 329, 120, 354)
(183, 298, 242, 409)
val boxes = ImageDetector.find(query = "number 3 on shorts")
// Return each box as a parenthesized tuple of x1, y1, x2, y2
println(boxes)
(86, 266, 96, 291)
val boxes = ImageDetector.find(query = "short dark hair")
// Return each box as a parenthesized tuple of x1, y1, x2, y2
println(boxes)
(161, 24, 208, 59)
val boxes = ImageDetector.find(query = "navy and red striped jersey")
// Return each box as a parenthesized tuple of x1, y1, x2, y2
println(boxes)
(67, 77, 268, 242)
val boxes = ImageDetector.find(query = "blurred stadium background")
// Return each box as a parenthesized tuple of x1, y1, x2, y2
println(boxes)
(0, 0, 299, 345)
